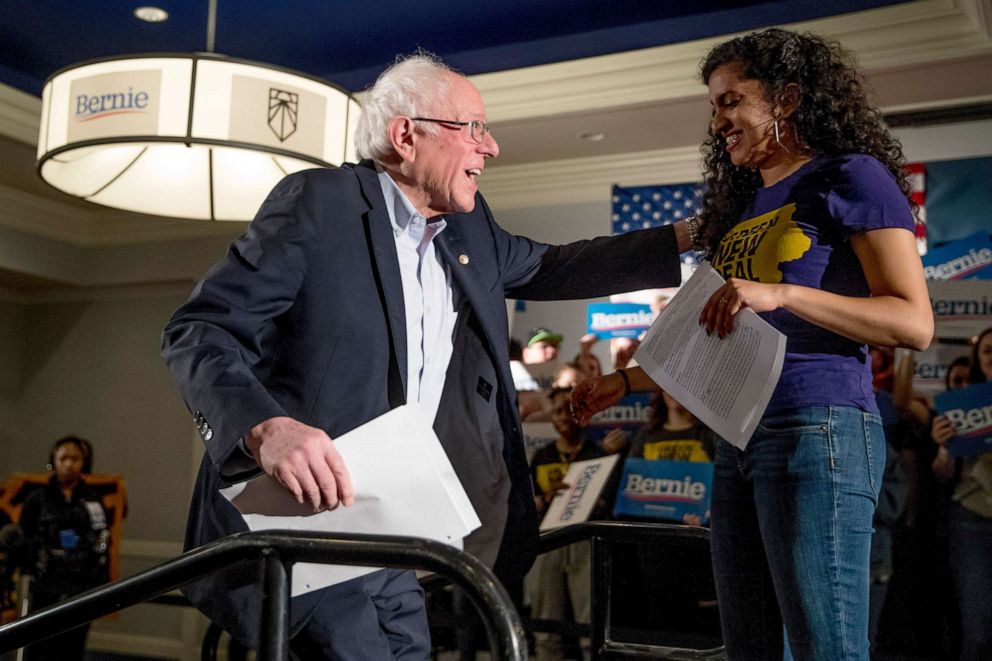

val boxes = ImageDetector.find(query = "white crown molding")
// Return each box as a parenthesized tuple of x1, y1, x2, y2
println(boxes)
(474, 0, 992, 122)
(883, 92, 992, 114)
(481, 145, 704, 210)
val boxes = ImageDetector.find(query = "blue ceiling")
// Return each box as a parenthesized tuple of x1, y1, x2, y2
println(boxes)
(1, 1, 909, 97)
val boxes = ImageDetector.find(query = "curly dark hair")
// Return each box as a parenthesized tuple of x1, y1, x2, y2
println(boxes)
(697, 28, 913, 253)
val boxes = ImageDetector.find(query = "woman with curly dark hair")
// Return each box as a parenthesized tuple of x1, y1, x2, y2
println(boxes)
(573, 29, 933, 660)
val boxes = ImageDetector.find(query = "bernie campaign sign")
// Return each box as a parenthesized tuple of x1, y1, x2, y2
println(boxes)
(582, 392, 653, 444)
(928, 279, 992, 340)
(922, 232, 992, 281)
(587, 302, 654, 340)
(613, 458, 713, 524)
(935, 381, 992, 457)
(906, 343, 971, 395)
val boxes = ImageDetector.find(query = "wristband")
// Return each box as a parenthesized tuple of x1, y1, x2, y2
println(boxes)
(617, 368, 631, 398)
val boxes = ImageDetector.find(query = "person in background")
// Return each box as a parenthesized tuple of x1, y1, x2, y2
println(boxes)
(930, 329, 992, 660)
(523, 327, 563, 366)
(522, 327, 565, 390)
(890, 351, 969, 657)
(525, 365, 626, 462)
(573, 352, 602, 380)
(510, 337, 540, 392)
(574, 28, 932, 660)
(18, 436, 109, 661)
(573, 333, 603, 381)
(629, 390, 716, 464)
(527, 387, 605, 661)
(628, 390, 718, 527)
(866, 346, 909, 653)
(610, 336, 639, 370)
(612, 391, 721, 641)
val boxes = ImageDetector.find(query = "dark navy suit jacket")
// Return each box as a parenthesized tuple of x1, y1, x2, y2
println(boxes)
(161, 160, 681, 645)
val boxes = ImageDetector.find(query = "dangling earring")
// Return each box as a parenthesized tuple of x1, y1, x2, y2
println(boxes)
(773, 118, 791, 153)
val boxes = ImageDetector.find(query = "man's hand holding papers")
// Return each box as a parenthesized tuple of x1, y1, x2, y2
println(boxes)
(220, 404, 480, 596)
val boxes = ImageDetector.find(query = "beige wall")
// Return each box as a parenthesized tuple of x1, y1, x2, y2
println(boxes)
(0, 261, 216, 658)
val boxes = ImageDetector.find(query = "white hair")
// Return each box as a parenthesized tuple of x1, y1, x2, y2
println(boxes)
(354, 52, 456, 162)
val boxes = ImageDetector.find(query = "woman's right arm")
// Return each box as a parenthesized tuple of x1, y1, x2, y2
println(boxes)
(571, 367, 660, 423)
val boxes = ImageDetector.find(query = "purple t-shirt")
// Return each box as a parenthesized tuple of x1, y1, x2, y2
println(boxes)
(710, 154, 914, 415)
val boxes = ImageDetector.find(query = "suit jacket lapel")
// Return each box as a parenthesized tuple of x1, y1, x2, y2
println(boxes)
(436, 227, 503, 363)
(355, 162, 408, 403)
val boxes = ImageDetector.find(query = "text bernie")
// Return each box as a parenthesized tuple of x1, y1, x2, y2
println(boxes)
(623, 473, 706, 501)
(945, 403, 992, 436)
(75, 88, 149, 119)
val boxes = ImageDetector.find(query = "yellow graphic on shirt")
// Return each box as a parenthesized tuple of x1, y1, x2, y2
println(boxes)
(643, 439, 711, 462)
(710, 203, 811, 282)
(535, 463, 568, 496)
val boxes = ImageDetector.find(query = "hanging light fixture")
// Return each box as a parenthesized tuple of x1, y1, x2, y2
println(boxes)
(35, 2, 360, 221)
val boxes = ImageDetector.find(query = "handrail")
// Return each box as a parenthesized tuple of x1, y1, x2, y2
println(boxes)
(532, 522, 722, 660)
(536, 520, 711, 552)
(0, 530, 527, 660)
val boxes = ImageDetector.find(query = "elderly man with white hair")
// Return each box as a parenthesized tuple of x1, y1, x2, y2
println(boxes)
(163, 52, 693, 658)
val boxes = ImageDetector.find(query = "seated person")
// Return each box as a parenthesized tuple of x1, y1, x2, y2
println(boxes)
(19, 436, 109, 661)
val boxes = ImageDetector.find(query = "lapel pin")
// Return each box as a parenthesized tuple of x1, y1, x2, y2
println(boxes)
(458, 254, 470, 265)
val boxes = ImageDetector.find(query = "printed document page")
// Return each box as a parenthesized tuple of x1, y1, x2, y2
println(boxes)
(219, 404, 480, 596)
(634, 263, 786, 449)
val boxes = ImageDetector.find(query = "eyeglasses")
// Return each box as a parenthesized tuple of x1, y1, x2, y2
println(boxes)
(412, 117, 492, 144)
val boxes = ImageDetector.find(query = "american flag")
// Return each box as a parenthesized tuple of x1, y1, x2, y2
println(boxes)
(907, 162, 927, 256)
(613, 165, 927, 260)
(611, 182, 705, 265)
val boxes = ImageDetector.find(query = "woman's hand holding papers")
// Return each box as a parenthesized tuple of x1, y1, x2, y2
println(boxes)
(700, 278, 785, 338)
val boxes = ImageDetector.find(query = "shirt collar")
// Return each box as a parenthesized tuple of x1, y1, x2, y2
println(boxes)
(377, 169, 447, 239)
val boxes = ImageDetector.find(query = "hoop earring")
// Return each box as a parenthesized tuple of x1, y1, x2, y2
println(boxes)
(773, 118, 792, 153)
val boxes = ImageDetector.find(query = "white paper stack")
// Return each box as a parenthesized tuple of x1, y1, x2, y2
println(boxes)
(636, 263, 786, 449)
(219, 404, 480, 596)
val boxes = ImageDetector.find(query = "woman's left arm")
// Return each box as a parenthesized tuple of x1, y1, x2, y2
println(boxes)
(702, 227, 933, 350)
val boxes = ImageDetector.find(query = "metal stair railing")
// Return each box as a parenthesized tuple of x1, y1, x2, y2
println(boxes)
(533, 521, 725, 661)
(0, 530, 527, 661)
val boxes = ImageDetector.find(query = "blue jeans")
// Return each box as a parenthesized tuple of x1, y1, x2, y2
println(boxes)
(710, 406, 884, 661)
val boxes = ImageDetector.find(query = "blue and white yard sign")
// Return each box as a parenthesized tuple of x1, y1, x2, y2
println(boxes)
(935, 382, 992, 457)
(586, 302, 654, 339)
(922, 232, 992, 281)
(613, 458, 713, 524)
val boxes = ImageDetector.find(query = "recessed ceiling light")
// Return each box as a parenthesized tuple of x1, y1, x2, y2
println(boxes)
(578, 131, 606, 142)
(134, 6, 169, 23)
